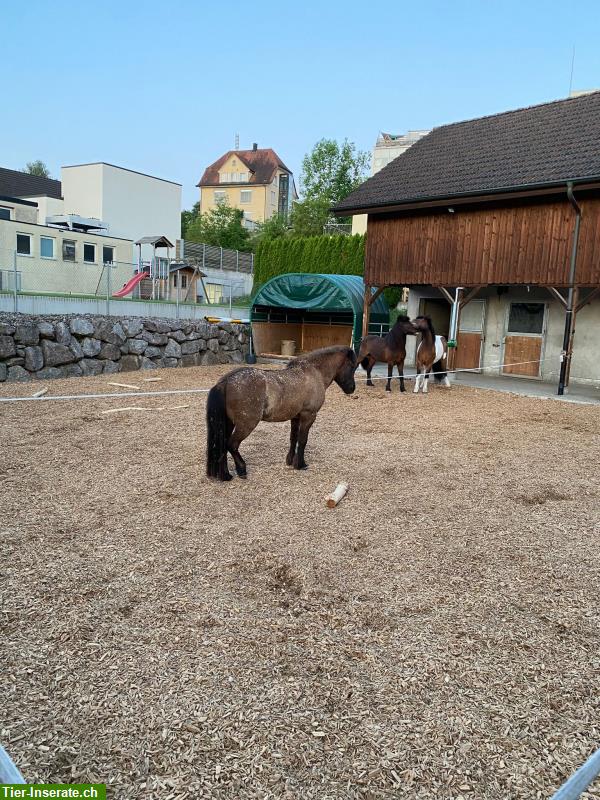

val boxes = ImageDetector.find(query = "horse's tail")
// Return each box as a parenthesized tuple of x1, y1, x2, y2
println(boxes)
(206, 381, 233, 480)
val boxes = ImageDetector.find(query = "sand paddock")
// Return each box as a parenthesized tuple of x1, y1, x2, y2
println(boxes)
(1, 366, 599, 799)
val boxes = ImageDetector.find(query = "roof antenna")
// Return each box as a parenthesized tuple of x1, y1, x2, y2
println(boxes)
(568, 45, 575, 96)
(235, 132, 239, 150)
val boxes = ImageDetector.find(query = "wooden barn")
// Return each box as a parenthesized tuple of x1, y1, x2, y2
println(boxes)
(334, 92, 600, 393)
(251, 273, 389, 357)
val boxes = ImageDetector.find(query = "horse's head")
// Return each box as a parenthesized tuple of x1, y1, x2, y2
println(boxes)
(334, 347, 358, 394)
(412, 315, 435, 335)
(393, 314, 419, 336)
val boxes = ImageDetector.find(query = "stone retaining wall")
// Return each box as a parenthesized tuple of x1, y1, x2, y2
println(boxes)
(0, 313, 249, 382)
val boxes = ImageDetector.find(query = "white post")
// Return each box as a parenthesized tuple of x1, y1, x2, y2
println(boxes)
(236, 249, 239, 271)
(220, 247, 223, 270)
(106, 264, 111, 316)
(13, 250, 18, 313)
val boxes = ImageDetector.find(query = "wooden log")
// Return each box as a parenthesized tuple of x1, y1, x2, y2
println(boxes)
(108, 382, 141, 390)
(142, 377, 162, 382)
(326, 482, 349, 508)
(32, 388, 48, 398)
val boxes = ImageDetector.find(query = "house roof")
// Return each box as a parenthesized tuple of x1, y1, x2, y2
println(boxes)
(333, 91, 600, 215)
(0, 167, 62, 200)
(135, 235, 174, 248)
(198, 148, 292, 187)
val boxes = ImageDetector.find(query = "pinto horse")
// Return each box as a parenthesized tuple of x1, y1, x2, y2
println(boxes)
(412, 315, 451, 393)
(206, 346, 357, 481)
(357, 315, 418, 392)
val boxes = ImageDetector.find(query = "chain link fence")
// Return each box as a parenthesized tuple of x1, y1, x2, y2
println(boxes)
(176, 240, 254, 273)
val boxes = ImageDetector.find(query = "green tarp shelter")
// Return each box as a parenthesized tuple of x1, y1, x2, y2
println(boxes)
(251, 273, 389, 354)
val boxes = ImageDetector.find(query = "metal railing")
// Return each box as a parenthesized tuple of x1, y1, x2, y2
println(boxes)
(176, 240, 254, 274)
(0, 248, 251, 320)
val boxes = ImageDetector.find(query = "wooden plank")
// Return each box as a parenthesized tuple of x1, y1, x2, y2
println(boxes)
(364, 196, 600, 287)
(576, 286, 600, 312)
(546, 287, 568, 307)
(455, 332, 482, 370)
(502, 336, 542, 377)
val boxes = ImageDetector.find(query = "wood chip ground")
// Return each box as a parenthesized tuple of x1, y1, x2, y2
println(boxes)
(1, 367, 599, 799)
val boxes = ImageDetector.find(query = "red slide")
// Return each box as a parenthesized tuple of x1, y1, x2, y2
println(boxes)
(112, 271, 150, 298)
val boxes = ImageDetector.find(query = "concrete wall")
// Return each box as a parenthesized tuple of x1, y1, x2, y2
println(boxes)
(61, 164, 182, 262)
(0, 199, 37, 224)
(0, 312, 250, 383)
(0, 218, 132, 294)
(405, 286, 600, 387)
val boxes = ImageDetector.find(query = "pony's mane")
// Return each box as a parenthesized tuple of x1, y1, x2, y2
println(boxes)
(416, 315, 436, 337)
(289, 345, 354, 367)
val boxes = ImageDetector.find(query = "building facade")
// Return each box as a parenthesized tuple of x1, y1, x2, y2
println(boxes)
(352, 129, 430, 235)
(334, 92, 600, 392)
(197, 145, 297, 227)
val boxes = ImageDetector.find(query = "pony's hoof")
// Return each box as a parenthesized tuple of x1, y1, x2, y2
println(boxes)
(366, 381, 374, 387)
(221, 473, 234, 482)
(293, 461, 308, 470)
(385, 387, 391, 392)
(400, 387, 406, 393)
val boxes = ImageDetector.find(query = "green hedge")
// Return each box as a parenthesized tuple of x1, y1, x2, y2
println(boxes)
(253, 234, 365, 291)
(253, 233, 404, 311)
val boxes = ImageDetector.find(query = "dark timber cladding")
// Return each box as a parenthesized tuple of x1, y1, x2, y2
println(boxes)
(364, 194, 600, 287)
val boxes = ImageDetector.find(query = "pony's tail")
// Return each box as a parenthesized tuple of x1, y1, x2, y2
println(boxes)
(432, 359, 447, 382)
(206, 382, 233, 480)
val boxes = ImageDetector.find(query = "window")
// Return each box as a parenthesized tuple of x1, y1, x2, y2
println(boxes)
(40, 236, 55, 258)
(244, 211, 253, 221)
(16, 233, 32, 255)
(173, 271, 187, 288)
(507, 303, 545, 335)
(231, 172, 239, 182)
(205, 283, 223, 303)
(62, 239, 76, 261)
(219, 173, 230, 183)
(181, 274, 187, 289)
(214, 191, 227, 204)
(83, 243, 96, 263)
(0, 206, 10, 220)
(102, 246, 114, 264)
(238, 172, 248, 183)
(240, 190, 252, 203)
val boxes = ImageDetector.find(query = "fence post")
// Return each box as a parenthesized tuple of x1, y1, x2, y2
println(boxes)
(106, 265, 111, 316)
(203, 243, 206, 273)
(176, 277, 180, 319)
(220, 247, 223, 270)
(13, 250, 18, 313)
(236, 249, 239, 271)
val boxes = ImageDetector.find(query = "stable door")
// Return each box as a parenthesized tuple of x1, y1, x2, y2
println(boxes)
(455, 300, 486, 371)
(502, 302, 546, 377)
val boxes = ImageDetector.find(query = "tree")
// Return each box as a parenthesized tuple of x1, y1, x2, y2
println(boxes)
(181, 201, 200, 239)
(23, 160, 51, 178)
(252, 212, 289, 244)
(185, 202, 251, 251)
(288, 196, 331, 237)
(300, 139, 369, 205)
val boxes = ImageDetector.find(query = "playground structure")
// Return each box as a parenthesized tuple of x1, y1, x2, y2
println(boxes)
(133, 235, 174, 300)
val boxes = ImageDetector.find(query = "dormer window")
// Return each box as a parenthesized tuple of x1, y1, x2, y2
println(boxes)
(220, 173, 230, 183)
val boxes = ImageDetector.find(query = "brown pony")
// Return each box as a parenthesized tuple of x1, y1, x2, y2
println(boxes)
(206, 346, 357, 481)
(358, 315, 418, 392)
(412, 315, 450, 393)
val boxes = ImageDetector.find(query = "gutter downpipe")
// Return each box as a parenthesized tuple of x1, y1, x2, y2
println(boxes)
(558, 182, 582, 395)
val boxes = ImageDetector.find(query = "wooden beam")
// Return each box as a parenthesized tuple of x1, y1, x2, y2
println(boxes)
(546, 287, 568, 308)
(362, 284, 372, 341)
(564, 287, 579, 388)
(436, 287, 454, 304)
(575, 286, 600, 313)
(459, 286, 483, 309)
(368, 285, 387, 306)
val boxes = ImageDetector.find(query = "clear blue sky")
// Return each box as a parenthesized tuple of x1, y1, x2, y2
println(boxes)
(3, 0, 600, 208)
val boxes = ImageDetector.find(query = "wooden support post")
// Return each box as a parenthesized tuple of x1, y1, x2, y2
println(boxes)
(575, 286, 600, 313)
(368, 286, 386, 306)
(437, 286, 454, 304)
(362, 284, 372, 341)
(546, 286, 568, 308)
(459, 286, 483, 309)
(564, 286, 579, 389)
